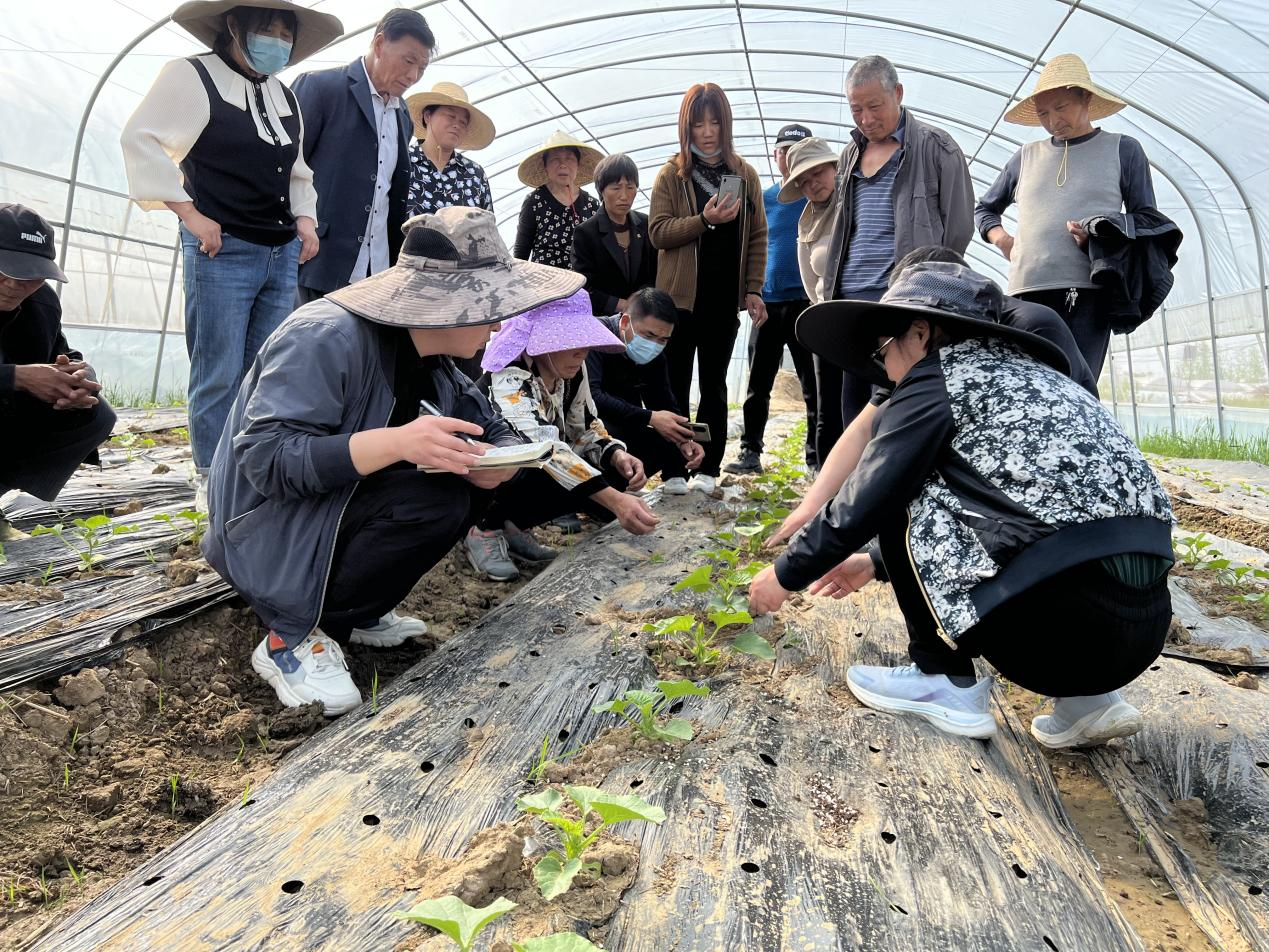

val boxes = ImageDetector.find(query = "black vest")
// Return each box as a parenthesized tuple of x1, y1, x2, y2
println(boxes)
(180, 54, 302, 247)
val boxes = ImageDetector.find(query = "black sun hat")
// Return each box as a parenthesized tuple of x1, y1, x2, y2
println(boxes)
(795, 262, 1069, 386)
(0, 204, 68, 283)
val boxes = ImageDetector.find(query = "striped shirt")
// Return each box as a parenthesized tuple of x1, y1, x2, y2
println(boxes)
(839, 115, 906, 295)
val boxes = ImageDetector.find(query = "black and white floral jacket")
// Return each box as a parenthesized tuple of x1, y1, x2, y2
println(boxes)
(775, 337, 1174, 639)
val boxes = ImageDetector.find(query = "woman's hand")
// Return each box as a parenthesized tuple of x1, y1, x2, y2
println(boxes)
(746, 293, 768, 328)
(807, 553, 876, 599)
(610, 493, 659, 535)
(185, 209, 223, 257)
(748, 565, 791, 615)
(678, 439, 705, 470)
(611, 449, 648, 492)
(702, 193, 740, 225)
(765, 501, 814, 549)
(296, 216, 320, 265)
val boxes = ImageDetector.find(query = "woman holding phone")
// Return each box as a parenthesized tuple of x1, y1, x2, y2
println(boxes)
(649, 83, 768, 494)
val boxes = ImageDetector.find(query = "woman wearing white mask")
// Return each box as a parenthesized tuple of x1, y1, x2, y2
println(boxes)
(122, 1, 342, 499)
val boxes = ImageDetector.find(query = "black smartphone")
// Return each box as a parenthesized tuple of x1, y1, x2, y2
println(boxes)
(688, 421, 711, 442)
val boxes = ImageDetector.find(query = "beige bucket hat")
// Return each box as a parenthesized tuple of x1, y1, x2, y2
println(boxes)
(517, 131, 604, 188)
(1005, 53, 1127, 126)
(327, 207, 584, 329)
(171, 0, 344, 66)
(778, 137, 839, 203)
(406, 82, 496, 151)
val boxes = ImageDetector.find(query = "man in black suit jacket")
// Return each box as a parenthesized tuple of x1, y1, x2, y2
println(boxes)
(586, 288, 704, 488)
(292, 9, 435, 301)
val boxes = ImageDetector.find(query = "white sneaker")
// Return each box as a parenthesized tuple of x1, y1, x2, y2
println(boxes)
(193, 472, 209, 514)
(251, 631, 361, 717)
(1031, 692, 1142, 749)
(846, 663, 996, 739)
(688, 473, 716, 494)
(349, 610, 427, 647)
(661, 477, 688, 495)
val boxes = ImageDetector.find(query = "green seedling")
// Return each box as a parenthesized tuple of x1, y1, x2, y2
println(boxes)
(112, 432, 158, 462)
(172, 427, 190, 440)
(34, 563, 57, 587)
(31, 516, 137, 571)
(527, 732, 582, 784)
(66, 860, 84, 887)
(6, 879, 15, 904)
(592, 679, 710, 743)
(152, 509, 208, 546)
(169, 774, 179, 818)
(371, 667, 380, 714)
(63, 764, 70, 790)
(241, 780, 252, 807)
(515, 786, 666, 900)
(234, 735, 246, 765)
(643, 614, 720, 667)
(394, 894, 516, 951)
(67, 726, 79, 755)
(647, 552, 666, 564)
(157, 684, 165, 714)
(512, 936, 603, 952)
(256, 730, 270, 754)
(675, 562, 766, 615)
(1173, 533, 1228, 571)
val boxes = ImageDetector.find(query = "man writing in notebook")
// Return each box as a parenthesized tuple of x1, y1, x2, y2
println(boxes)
(203, 208, 582, 716)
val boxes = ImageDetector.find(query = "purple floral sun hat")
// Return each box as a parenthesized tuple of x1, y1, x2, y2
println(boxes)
(481, 289, 625, 372)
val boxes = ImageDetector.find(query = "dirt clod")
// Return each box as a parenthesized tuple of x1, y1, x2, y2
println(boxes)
(1230, 672, 1260, 691)
(55, 669, 107, 708)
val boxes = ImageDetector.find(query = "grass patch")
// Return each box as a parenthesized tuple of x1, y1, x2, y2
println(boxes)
(1137, 424, 1269, 466)
(100, 383, 188, 409)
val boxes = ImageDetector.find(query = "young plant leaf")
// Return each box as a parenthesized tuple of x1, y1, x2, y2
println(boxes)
(516, 788, 565, 815)
(567, 787, 667, 825)
(394, 894, 517, 951)
(673, 565, 713, 592)
(708, 609, 753, 630)
(731, 629, 776, 661)
(654, 718, 694, 742)
(655, 679, 710, 701)
(511, 935, 604, 952)
(534, 852, 584, 901)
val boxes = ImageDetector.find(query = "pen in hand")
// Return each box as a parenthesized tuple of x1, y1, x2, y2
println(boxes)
(418, 399, 480, 446)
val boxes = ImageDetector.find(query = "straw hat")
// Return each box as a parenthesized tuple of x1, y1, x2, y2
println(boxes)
(327, 207, 583, 329)
(517, 131, 604, 189)
(481, 290, 625, 372)
(778, 137, 839, 203)
(1005, 53, 1127, 127)
(406, 82, 496, 151)
(796, 263, 1068, 385)
(171, 0, 344, 66)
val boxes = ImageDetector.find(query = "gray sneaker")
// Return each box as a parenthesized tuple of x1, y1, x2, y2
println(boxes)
(465, 527, 520, 581)
(504, 522, 558, 563)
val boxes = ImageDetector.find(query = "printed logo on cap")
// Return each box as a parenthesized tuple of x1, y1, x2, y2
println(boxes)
(20, 231, 48, 245)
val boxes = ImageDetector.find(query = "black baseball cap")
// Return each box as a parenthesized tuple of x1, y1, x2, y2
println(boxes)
(775, 124, 813, 146)
(0, 204, 68, 283)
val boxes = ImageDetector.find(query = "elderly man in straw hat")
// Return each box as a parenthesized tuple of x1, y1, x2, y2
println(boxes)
(405, 82, 496, 218)
(203, 207, 583, 716)
(976, 53, 1156, 381)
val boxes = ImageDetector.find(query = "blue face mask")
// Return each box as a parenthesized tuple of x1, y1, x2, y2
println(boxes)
(626, 332, 665, 365)
(689, 142, 722, 160)
(244, 34, 292, 75)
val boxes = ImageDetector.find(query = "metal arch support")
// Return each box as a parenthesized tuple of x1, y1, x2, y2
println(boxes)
(56, 14, 174, 286)
(732, 0, 775, 183)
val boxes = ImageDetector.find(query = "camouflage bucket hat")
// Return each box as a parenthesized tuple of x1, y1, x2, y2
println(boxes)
(327, 207, 585, 329)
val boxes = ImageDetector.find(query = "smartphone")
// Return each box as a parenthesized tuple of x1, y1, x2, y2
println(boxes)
(687, 421, 711, 442)
(716, 175, 743, 206)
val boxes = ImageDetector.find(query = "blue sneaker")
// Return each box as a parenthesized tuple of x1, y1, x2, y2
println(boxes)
(251, 631, 361, 716)
(845, 663, 996, 739)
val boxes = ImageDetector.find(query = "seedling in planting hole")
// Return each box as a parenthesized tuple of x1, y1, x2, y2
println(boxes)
(515, 785, 665, 900)
(511, 936, 604, 952)
(676, 561, 766, 614)
(169, 774, 179, 818)
(111, 432, 156, 462)
(1173, 533, 1229, 571)
(592, 679, 710, 742)
(527, 732, 582, 784)
(152, 509, 209, 546)
(643, 614, 720, 667)
(34, 563, 57, 587)
(31, 516, 138, 571)
(394, 894, 516, 951)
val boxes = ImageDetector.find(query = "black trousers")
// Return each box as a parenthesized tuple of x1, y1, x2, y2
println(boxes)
(664, 300, 740, 478)
(606, 421, 683, 481)
(739, 299, 818, 467)
(878, 520, 1171, 697)
(0, 396, 116, 501)
(1017, 287, 1111, 384)
(295, 284, 325, 307)
(480, 466, 630, 532)
(811, 356, 873, 470)
(319, 469, 484, 640)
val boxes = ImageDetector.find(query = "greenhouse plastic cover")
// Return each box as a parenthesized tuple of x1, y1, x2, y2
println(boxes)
(1, 1, 1267, 404)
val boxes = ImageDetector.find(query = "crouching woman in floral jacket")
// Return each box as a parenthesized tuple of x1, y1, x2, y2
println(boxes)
(749, 262, 1174, 747)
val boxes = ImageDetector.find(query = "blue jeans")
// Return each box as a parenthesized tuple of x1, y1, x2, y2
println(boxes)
(181, 228, 299, 468)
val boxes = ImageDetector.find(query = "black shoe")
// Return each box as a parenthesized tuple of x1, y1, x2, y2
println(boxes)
(551, 513, 583, 534)
(723, 450, 763, 475)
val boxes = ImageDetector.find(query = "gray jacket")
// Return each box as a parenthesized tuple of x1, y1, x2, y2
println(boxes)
(825, 111, 975, 300)
(202, 299, 518, 638)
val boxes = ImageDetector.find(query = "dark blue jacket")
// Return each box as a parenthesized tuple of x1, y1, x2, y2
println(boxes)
(291, 59, 414, 293)
(203, 300, 519, 638)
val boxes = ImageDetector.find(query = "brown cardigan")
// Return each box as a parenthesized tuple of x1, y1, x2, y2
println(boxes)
(648, 157, 768, 311)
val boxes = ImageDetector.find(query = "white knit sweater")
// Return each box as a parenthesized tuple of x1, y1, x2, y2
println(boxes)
(120, 52, 317, 220)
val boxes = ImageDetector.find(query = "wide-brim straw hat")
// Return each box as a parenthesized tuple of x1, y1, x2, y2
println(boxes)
(481, 289, 625, 373)
(1005, 53, 1127, 126)
(405, 82, 496, 151)
(327, 207, 584, 329)
(796, 262, 1069, 386)
(517, 131, 604, 189)
(171, 0, 344, 66)
(778, 136, 839, 203)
